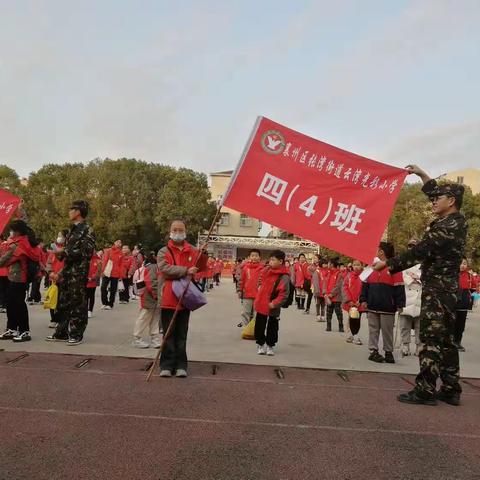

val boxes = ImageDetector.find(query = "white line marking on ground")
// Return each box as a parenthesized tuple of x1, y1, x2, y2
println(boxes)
(1, 406, 479, 439)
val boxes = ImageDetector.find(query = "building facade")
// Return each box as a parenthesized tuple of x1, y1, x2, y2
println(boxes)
(210, 171, 262, 237)
(441, 168, 480, 195)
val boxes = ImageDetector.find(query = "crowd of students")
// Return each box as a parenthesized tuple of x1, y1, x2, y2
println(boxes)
(234, 244, 480, 361)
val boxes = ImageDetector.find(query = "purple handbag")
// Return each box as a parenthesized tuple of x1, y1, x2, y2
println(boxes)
(172, 277, 207, 311)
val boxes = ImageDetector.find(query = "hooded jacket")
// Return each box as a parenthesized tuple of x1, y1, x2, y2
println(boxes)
(238, 261, 264, 299)
(102, 245, 123, 279)
(0, 235, 41, 283)
(254, 265, 290, 317)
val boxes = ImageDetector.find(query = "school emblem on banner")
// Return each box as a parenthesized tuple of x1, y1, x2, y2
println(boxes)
(261, 130, 285, 155)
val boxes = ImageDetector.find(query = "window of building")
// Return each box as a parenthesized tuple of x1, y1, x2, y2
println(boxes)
(457, 176, 464, 184)
(240, 214, 253, 227)
(218, 212, 230, 226)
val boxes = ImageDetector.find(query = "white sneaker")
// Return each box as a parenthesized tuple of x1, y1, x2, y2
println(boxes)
(346, 335, 354, 343)
(104, 305, 112, 310)
(257, 344, 267, 355)
(0, 329, 19, 340)
(353, 336, 363, 345)
(48, 322, 57, 329)
(0, 308, 7, 313)
(150, 338, 161, 349)
(88, 311, 92, 318)
(159, 370, 172, 377)
(100, 305, 107, 310)
(175, 369, 188, 378)
(316, 315, 321, 322)
(266, 346, 275, 356)
(132, 338, 150, 348)
(401, 344, 410, 357)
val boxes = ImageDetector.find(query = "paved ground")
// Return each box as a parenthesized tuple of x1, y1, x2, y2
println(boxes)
(1, 351, 480, 480)
(1, 281, 479, 377)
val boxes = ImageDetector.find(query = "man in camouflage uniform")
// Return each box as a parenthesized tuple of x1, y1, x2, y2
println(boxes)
(374, 165, 467, 406)
(46, 200, 96, 345)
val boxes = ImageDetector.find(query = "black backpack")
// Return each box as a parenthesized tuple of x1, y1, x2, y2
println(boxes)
(271, 274, 294, 308)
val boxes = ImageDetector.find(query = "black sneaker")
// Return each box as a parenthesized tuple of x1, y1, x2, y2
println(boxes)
(45, 335, 68, 342)
(237, 322, 243, 328)
(437, 390, 461, 406)
(457, 345, 466, 352)
(303, 310, 310, 315)
(398, 390, 437, 406)
(368, 350, 385, 363)
(339, 326, 345, 333)
(12, 331, 31, 342)
(326, 326, 332, 332)
(384, 351, 395, 364)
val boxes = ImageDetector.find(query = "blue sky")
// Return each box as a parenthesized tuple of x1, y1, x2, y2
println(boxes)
(0, 0, 479, 179)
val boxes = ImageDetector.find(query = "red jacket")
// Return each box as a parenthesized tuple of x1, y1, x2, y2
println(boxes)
(342, 271, 366, 312)
(87, 254, 102, 288)
(294, 262, 304, 287)
(325, 268, 341, 302)
(206, 259, 214, 279)
(239, 262, 264, 299)
(157, 240, 208, 309)
(0, 235, 42, 283)
(459, 271, 473, 290)
(102, 246, 123, 278)
(254, 266, 290, 316)
(121, 254, 133, 279)
(213, 260, 224, 275)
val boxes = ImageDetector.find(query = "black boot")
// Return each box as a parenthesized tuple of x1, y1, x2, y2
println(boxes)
(338, 323, 344, 333)
(398, 390, 437, 406)
(437, 389, 461, 406)
(326, 322, 332, 332)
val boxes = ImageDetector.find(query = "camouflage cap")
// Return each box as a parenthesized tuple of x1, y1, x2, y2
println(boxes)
(69, 200, 89, 215)
(428, 183, 465, 200)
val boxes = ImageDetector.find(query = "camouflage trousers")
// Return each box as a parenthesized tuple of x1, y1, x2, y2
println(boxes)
(415, 286, 461, 397)
(55, 273, 88, 340)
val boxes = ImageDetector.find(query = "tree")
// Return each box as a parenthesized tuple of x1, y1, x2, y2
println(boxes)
(0, 165, 22, 194)
(19, 159, 216, 251)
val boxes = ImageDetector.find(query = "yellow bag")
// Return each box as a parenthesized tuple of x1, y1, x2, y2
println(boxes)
(43, 284, 59, 310)
(241, 318, 256, 340)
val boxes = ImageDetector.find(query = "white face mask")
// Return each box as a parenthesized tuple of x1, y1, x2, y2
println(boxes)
(57, 237, 65, 244)
(9, 231, 14, 238)
(170, 232, 186, 242)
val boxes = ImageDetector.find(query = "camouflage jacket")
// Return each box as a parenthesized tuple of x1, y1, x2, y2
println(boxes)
(387, 179, 467, 293)
(60, 222, 96, 279)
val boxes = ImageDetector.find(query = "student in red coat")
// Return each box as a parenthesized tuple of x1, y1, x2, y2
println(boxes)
(324, 258, 344, 332)
(157, 219, 208, 378)
(254, 250, 290, 356)
(213, 258, 224, 286)
(86, 253, 102, 318)
(100, 240, 123, 309)
(454, 258, 474, 351)
(342, 260, 366, 345)
(119, 245, 134, 304)
(237, 249, 264, 327)
(0, 221, 42, 342)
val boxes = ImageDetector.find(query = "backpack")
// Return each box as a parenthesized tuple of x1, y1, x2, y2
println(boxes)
(27, 259, 40, 284)
(271, 274, 294, 308)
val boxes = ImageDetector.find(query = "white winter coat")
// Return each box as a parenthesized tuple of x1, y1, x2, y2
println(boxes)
(402, 264, 422, 318)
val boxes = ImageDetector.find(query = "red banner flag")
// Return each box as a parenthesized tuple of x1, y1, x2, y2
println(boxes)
(223, 117, 407, 263)
(0, 189, 22, 235)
